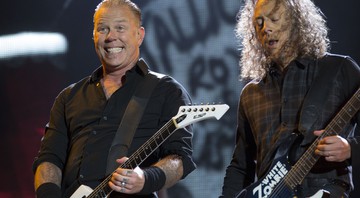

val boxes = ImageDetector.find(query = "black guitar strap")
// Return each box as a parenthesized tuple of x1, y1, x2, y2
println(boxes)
(106, 59, 164, 175)
(298, 55, 342, 145)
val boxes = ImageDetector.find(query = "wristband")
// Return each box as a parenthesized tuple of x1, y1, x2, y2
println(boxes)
(36, 183, 61, 198)
(138, 166, 166, 195)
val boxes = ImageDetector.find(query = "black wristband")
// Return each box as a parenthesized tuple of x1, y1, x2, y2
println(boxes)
(36, 183, 61, 198)
(138, 166, 166, 195)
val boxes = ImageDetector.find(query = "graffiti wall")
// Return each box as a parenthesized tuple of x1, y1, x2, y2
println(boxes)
(138, 1, 242, 197)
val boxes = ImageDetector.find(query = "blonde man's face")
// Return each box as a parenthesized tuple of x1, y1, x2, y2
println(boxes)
(93, 5, 144, 70)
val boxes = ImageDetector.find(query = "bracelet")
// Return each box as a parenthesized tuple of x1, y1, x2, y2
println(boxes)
(36, 183, 61, 198)
(138, 166, 166, 195)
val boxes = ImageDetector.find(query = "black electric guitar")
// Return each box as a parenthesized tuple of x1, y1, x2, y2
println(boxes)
(70, 104, 229, 198)
(236, 87, 360, 198)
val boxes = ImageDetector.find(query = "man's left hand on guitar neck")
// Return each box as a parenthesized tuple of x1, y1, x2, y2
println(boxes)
(109, 157, 146, 194)
(314, 130, 351, 162)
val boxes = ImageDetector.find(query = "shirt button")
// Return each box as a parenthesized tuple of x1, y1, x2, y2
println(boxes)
(92, 130, 97, 135)
(79, 174, 84, 179)
(103, 116, 108, 120)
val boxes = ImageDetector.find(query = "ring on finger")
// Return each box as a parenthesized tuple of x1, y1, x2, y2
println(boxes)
(126, 170, 132, 176)
(120, 187, 125, 193)
(121, 181, 126, 188)
(123, 178, 128, 183)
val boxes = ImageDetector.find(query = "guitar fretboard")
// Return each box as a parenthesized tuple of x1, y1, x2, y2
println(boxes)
(87, 116, 180, 197)
(284, 87, 360, 189)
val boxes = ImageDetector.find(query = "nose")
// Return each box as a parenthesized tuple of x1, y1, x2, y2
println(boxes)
(263, 20, 273, 34)
(106, 29, 117, 41)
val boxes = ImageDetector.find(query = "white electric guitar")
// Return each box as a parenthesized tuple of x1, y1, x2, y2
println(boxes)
(71, 104, 230, 198)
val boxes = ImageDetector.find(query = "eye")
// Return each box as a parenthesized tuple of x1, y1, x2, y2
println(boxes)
(255, 17, 264, 28)
(97, 26, 109, 34)
(271, 18, 279, 22)
(116, 25, 125, 32)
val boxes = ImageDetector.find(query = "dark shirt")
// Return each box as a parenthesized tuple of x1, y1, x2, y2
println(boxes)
(221, 54, 360, 197)
(33, 59, 196, 197)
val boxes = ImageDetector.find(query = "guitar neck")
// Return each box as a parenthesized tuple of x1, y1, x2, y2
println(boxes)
(80, 104, 229, 198)
(88, 119, 178, 197)
(122, 120, 178, 168)
(285, 87, 360, 189)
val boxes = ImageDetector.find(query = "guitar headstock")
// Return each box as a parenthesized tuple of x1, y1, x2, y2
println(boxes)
(173, 104, 229, 128)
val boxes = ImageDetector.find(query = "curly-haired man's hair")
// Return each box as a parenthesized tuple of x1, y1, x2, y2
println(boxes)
(236, 0, 330, 80)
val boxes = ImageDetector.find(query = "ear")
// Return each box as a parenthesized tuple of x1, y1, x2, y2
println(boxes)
(137, 27, 145, 46)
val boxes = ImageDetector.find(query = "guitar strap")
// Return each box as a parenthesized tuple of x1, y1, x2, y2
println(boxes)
(106, 58, 164, 175)
(298, 55, 342, 145)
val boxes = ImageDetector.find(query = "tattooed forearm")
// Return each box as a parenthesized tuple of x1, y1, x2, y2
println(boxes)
(34, 162, 62, 190)
(154, 155, 183, 188)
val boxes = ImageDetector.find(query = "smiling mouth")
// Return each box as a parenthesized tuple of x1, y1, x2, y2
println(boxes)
(106, 47, 124, 53)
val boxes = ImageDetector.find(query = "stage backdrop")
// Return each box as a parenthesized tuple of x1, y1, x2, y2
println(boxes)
(0, 0, 359, 197)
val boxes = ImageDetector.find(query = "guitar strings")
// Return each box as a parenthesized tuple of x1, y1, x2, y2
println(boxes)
(128, 120, 175, 168)
(267, 89, 360, 197)
(88, 119, 175, 197)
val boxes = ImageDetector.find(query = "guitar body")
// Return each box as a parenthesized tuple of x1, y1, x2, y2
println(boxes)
(235, 162, 294, 197)
(235, 134, 297, 198)
(70, 185, 95, 198)
(235, 133, 330, 198)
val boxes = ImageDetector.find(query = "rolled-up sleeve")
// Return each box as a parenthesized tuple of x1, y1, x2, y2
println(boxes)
(32, 86, 72, 173)
(157, 76, 196, 178)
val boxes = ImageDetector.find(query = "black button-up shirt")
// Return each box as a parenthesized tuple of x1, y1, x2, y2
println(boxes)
(33, 59, 196, 197)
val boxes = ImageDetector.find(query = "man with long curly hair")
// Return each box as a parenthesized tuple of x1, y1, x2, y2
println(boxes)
(220, 0, 360, 197)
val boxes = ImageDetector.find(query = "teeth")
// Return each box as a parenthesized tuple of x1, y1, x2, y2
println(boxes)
(107, 47, 123, 53)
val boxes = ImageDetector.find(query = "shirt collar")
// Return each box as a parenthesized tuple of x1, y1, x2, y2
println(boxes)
(293, 57, 314, 69)
(269, 56, 314, 73)
(89, 58, 150, 83)
(265, 57, 315, 84)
